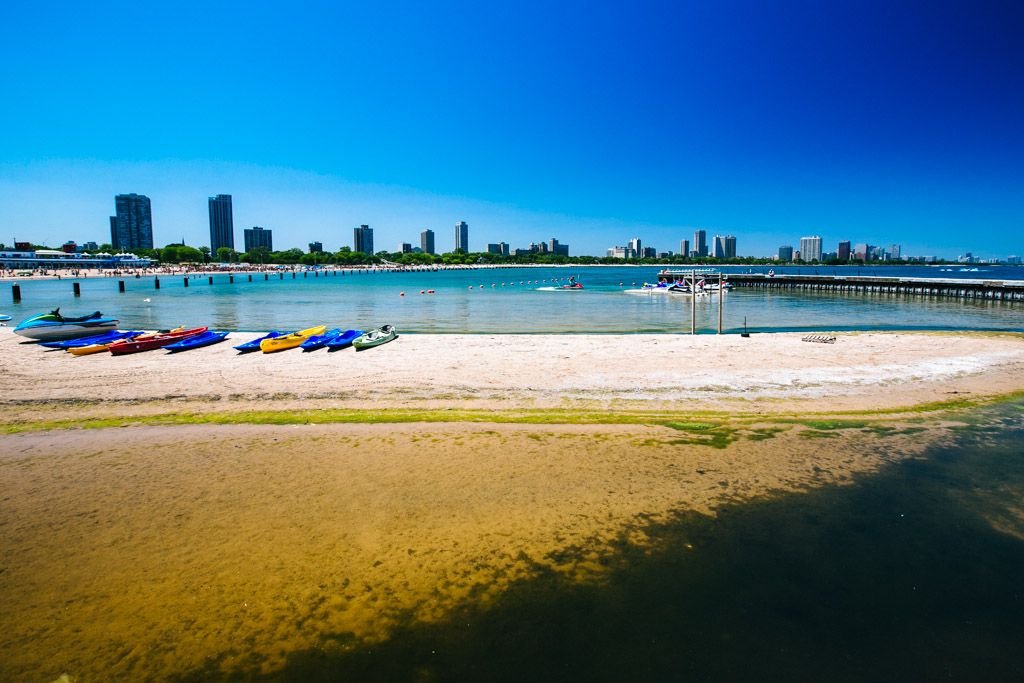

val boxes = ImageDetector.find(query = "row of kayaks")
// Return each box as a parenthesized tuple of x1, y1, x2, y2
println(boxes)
(16, 310, 398, 355)
(235, 325, 396, 353)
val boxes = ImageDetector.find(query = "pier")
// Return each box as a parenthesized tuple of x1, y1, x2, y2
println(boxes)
(721, 274, 1024, 301)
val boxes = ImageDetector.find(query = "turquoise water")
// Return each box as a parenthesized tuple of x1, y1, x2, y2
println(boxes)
(4, 265, 1023, 333)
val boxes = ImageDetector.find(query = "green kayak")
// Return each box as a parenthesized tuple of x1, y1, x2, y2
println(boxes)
(353, 324, 397, 350)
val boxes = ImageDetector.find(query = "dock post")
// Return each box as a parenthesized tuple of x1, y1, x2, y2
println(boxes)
(208, 276, 213, 285)
(229, 275, 234, 284)
(265, 273, 269, 281)
(12, 284, 21, 302)
(690, 271, 696, 335)
(118, 280, 126, 292)
(292, 272, 296, 279)
(73, 282, 81, 296)
(154, 277, 160, 290)
(718, 273, 723, 334)
(248, 274, 252, 282)
(183, 277, 188, 288)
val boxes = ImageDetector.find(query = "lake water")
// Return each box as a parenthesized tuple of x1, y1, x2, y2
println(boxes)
(4, 265, 1023, 333)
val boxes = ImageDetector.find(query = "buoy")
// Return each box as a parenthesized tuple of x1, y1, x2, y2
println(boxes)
(420, 290, 425, 294)
(400, 292, 405, 297)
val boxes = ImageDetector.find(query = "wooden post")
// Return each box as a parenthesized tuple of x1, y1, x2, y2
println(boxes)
(73, 282, 81, 296)
(12, 284, 21, 302)
(248, 274, 252, 282)
(718, 273, 723, 334)
(690, 271, 696, 335)
(183, 277, 188, 288)
(229, 275, 234, 284)
(208, 276, 213, 285)
(154, 277, 160, 289)
(118, 280, 126, 292)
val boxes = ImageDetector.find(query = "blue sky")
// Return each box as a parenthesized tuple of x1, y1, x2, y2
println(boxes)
(1, 0, 1021, 258)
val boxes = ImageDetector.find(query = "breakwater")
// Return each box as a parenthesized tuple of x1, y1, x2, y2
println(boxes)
(727, 274, 1024, 301)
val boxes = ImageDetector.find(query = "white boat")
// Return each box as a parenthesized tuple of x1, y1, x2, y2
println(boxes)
(14, 309, 120, 341)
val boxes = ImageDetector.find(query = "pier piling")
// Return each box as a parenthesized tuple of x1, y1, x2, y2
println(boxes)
(183, 277, 188, 288)
(73, 282, 81, 297)
(154, 277, 160, 290)
(208, 276, 213, 285)
(118, 280, 125, 293)
(12, 284, 21, 302)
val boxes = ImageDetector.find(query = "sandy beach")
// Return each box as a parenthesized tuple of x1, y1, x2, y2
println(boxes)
(2, 330, 1023, 680)
(2, 329, 1023, 418)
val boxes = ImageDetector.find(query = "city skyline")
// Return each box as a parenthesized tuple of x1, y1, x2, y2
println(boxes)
(1, 3, 1021, 259)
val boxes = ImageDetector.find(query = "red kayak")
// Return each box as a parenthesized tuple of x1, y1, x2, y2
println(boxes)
(108, 327, 208, 355)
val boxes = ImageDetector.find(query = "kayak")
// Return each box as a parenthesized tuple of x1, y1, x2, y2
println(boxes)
(352, 325, 397, 351)
(14, 309, 120, 341)
(165, 330, 229, 352)
(68, 329, 183, 356)
(108, 327, 208, 355)
(260, 325, 327, 353)
(234, 330, 291, 353)
(325, 329, 364, 351)
(40, 330, 144, 349)
(300, 328, 341, 351)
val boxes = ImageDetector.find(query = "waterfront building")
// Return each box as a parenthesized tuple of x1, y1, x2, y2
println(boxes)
(243, 226, 273, 253)
(607, 246, 629, 258)
(799, 236, 823, 262)
(398, 242, 413, 253)
(62, 241, 77, 253)
(889, 244, 902, 260)
(208, 194, 234, 255)
(549, 238, 569, 256)
(308, 241, 323, 253)
(83, 241, 98, 251)
(724, 235, 737, 258)
(420, 229, 435, 255)
(679, 239, 689, 258)
(642, 247, 657, 258)
(837, 241, 851, 261)
(354, 224, 374, 255)
(498, 242, 509, 256)
(111, 193, 154, 251)
(854, 243, 870, 261)
(629, 237, 642, 258)
(778, 245, 794, 261)
(711, 235, 728, 259)
(693, 229, 707, 257)
(454, 221, 469, 253)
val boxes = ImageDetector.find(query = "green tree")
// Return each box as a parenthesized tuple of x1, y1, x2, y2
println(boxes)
(199, 246, 211, 263)
(177, 246, 203, 263)
(216, 247, 237, 263)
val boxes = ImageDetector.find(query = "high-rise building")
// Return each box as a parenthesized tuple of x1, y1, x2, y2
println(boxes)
(799, 236, 823, 262)
(420, 229, 435, 255)
(854, 243, 870, 261)
(837, 241, 851, 261)
(778, 245, 794, 261)
(208, 194, 234, 255)
(110, 194, 154, 251)
(724, 235, 737, 258)
(243, 226, 273, 252)
(549, 238, 569, 256)
(679, 239, 689, 258)
(454, 221, 469, 252)
(711, 235, 726, 258)
(607, 246, 629, 258)
(398, 242, 413, 253)
(642, 247, 657, 258)
(889, 244, 902, 260)
(628, 237, 642, 258)
(354, 224, 374, 254)
(487, 243, 502, 255)
(693, 229, 707, 257)
(308, 241, 323, 253)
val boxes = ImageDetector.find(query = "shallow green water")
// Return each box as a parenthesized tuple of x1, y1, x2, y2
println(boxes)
(169, 401, 1024, 682)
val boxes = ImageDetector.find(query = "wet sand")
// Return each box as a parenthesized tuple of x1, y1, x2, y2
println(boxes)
(0, 421, 940, 680)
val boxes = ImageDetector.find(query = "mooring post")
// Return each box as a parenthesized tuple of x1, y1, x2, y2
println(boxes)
(229, 275, 234, 284)
(248, 274, 252, 282)
(73, 282, 81, 297)
(718, 272, 723, 334)
(208, 276, 213, 285)
(691, 271, 696, 335)
(118, 280, 126, 292)
(154, 277, 160, 290)
(183, 277, 189, 288)
(12, 284, 21, 302)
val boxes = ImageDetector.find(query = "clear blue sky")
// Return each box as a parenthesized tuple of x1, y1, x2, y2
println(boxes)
(1, 0, 1021, 258)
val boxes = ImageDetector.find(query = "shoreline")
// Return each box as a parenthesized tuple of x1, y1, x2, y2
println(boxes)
(3, 329, 1023, 421)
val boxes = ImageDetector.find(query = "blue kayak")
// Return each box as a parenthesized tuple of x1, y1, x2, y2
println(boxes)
(39, 329, 144, 349)
(234, 330, 290, 353)
(326, 329, 364, 350)
(300, 328, 341, 351)
(165, 330, 229, 352)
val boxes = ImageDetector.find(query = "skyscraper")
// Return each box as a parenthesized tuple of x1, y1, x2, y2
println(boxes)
(799, 236, 823, 262)
(724, 235, 737, 258)
(420, 229, 435, 255)
(711, 235, 726, 259)
(354, 224, 374, 254)
(243, 226, 273, 252)
(110, 193, 154, 251)
(779, 245, 794, 261)
(693, 229, 707, 257)
(837, 241, 851, 261)
(454, 221, 469, 252)
(628, 237, 642, 258)
(679, 239, 690, 258)
(208, 194, 234, 255)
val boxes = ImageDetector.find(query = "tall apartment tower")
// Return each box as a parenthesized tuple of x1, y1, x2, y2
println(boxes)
(799, 236, 823, 262)
(208, 194, 234, 254)
(837, 241, 851, 261)
(354, 224, 374, 255)
(693, 229, 707, 257)
(454, 221, 469, 253)
(679, 239, 690, 258)
(420, 229, 435, 255)
(628, 237, 642, 258)
(110, 193, 154, 251)
(243, 226, 273, 252)
(724, 235, 737, 259)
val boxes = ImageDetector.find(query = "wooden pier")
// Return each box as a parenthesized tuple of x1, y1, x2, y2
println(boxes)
(723, 274, 1024, 301)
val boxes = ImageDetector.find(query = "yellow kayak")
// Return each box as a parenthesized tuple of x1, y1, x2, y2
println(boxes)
(260, 325, 327, 353)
